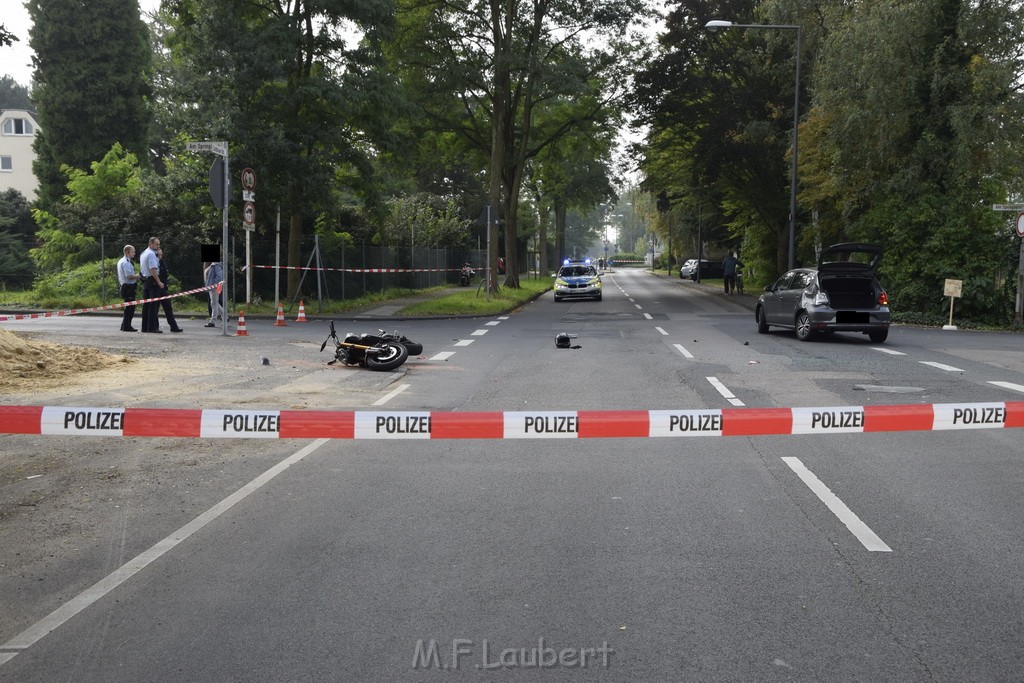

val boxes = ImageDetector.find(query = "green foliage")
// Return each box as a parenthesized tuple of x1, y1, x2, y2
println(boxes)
(29, 208, 99, 272)
(0, 25, 15, 47)
(62, 143, 142, 205)
(0, 231, 34, 288)
(0, 189, 35, 238)
(28, 0, 152, 208)
(159, 0, 401, 298)
(0, 75, 32, 109)
(27, 257, 180, 308)
(379, 193, 470, 248)
(399, 278, 551, 316)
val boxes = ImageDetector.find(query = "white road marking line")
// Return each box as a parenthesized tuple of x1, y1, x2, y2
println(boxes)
(782, 457, 892, 552)
(707, 376, 745, 407)
(498, 316, 509, 320)
(373, 383, 410, 406)
(634, 304, 643, 310)
(430, 351, 456, 361)
(0, 438, 332, 667)
(871, 347, 906, 355)
(656, 327, 669, 335)
(471, 329, 488, 336)
(989, 381, 1024, 394)
(643, 313, 653, 320)
(920, 360, 964, 372)
(674, 343, 694, 359)
(454, 339, 474, 347)
(485, 321, 501, 326)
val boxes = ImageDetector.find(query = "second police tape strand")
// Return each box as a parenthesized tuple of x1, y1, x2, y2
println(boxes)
(0, 282, 223, 323)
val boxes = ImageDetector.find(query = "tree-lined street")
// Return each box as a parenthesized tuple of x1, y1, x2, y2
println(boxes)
(2, 271, 1023, 679)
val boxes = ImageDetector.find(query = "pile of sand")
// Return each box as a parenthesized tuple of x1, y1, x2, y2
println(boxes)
(0, 326, 133, 392)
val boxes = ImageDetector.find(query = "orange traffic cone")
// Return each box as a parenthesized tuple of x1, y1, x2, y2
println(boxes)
(274, 302, 287, 326)
(296, 300, 308, 323)
(235, 311, 248, 336)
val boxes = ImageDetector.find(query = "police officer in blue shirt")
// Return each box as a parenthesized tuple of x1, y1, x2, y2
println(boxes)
(138, 236, 164, 333)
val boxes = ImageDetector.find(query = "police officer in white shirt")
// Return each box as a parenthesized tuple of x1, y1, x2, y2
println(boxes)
(138, 236, 164, 333)
(117, 245, 141, 332)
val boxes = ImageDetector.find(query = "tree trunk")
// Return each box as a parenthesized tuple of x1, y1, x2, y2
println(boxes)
(554, 199, 566, 264)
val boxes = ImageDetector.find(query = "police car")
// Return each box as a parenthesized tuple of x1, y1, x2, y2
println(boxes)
(553, 258, 602, 302)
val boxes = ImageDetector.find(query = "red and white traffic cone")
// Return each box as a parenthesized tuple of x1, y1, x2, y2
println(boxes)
(296, 300, 308, 323)
(274, 302, 287, 327)
(235, 311, 248, 336)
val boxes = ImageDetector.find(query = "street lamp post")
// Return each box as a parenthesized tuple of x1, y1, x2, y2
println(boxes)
(706, 19, 801, 270)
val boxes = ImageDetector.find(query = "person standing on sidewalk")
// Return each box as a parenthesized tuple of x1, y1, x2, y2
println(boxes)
(723, 252, 744, 295)
(139, 237, 164, 333)
(117, 244, 141, 332)
(203, 260, 225, 327)
(155, 247, 183, 332)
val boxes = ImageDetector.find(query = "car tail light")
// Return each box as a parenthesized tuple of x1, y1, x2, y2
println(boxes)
(878, 291, 889, 306)
(813, 291, 829, 306)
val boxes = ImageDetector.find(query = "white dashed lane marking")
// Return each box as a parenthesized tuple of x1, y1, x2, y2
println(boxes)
(707, 376, 744, 406)
(454, 339, 474, 347)
(782, 457, 892, 553)
(674, 344, 694, 359)
(989, 381, 1024, 394)
(920, 361, 964, 372)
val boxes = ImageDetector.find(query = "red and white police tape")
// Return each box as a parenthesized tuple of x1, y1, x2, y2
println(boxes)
(1, 402, 1021, 439)
(0, 283, 223, 323)
(244, 265, 463, 274)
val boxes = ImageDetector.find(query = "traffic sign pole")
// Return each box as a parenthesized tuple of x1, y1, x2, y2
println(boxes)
(188, 140, 231, 335)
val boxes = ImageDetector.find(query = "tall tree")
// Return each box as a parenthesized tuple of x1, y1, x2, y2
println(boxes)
(161, 0, 399, 298)
(633, 0, 813, 278)
(28, 0, 153, 208)
(0, 76, 32, 110)
(802, 0, 1024, 319)
(391, 0, 647, 288)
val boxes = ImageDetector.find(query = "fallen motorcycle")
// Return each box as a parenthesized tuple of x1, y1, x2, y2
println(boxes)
(320, 322, 416, 371)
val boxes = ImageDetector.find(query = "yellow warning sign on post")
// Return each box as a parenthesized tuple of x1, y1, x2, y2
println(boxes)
(943, 279, 963, 330)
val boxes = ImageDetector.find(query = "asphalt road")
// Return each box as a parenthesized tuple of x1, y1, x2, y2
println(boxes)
(2, 269, 1023, 681)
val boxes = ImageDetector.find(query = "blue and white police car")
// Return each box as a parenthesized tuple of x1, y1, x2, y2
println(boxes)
(554, 258, 602, 302)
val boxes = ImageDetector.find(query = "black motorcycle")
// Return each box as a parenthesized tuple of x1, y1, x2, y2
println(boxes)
(320, 322, 417, 371)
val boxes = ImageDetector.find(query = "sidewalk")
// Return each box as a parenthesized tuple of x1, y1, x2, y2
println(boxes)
(650, 270, 758, 312)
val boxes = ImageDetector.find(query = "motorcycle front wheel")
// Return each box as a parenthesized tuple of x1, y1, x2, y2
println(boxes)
(364, 341, 409, 371)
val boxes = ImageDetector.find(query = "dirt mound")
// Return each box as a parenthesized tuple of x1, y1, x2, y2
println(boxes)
(0, 326, 133, 392)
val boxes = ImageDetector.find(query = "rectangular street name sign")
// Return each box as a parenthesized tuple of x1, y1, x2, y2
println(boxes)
(992, 203, 1024, 212)
(187, 141, 227, 155)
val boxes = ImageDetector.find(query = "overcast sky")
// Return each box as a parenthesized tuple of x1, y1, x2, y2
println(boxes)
(3, 0, 162, 88)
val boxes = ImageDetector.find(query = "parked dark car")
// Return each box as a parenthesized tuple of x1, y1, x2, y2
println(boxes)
(755, 243, 891, 343)
(689, 260, 725, 281)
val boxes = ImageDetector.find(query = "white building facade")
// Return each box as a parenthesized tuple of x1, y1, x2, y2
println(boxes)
(0, 109, 40, 200)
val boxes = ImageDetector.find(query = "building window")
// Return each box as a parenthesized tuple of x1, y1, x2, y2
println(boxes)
(2, 118, 34, 135)
(0, 156, 11, 171)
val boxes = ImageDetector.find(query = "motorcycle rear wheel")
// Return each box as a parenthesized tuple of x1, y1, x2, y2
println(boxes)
(364, 341, 409, 371)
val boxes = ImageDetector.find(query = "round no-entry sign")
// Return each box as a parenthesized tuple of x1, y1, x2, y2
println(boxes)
(243, 201, 255, 228)
(240, 168, 256, 191)
(1016, 211, 1024, 238)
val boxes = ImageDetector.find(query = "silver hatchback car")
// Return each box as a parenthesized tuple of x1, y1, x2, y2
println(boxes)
(755, 243, 891, 343)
